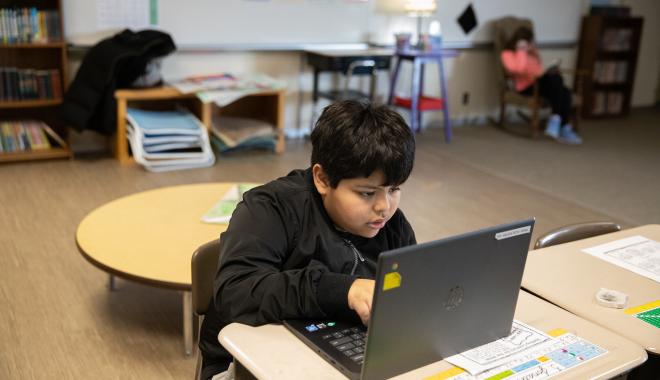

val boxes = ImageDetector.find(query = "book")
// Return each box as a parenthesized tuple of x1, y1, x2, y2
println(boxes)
(211, 115, 274, 147)
(41, 122, 67, 147)
(201, 183, 260, 224)
(169, 73, 238, 94)
(126, 108, 205, 135)
(125, 108, 215, 172)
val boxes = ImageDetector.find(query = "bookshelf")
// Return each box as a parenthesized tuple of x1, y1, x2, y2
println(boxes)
(0, 0, 72, 162)
(576, 15, 643, 118)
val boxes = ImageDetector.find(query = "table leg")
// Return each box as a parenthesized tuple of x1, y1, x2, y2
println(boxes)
(108, 274, 117, 291)
(234, 359, 258, 380)
(388, 57, 402, 105)
(369, 69, 377, 103)
(183, 291, 193, 357)
(418, 62, 425, 130)
(411, 58, 423, 133)
(438, 57, 452, 142)
(296, 53, 306, 131)
(310, 68, 320, 131)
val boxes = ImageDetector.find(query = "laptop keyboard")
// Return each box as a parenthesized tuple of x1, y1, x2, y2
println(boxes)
(322, 327, 367, 365)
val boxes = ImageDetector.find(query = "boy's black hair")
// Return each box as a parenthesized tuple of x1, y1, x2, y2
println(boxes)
(310, 100, 415, 188)
(505, 26, 535, 50)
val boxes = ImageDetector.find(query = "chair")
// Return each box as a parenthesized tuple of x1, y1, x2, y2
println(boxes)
(534, 221, 621, 249)
(191, 239, 221, 380)
(493, 16, 587, 138)
(310, 59, 377, 130)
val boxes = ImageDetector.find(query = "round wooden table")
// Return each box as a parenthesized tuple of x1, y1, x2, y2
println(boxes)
(76, 183, 233, 356)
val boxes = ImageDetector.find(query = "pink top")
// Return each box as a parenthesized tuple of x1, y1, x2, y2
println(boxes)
(500, 50, 543, 92)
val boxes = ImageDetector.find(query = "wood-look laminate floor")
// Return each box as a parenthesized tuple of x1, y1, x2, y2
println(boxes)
(0, 123, 630, 379)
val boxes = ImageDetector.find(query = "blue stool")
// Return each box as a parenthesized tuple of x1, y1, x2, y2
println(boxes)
(388, 49, 458, 142)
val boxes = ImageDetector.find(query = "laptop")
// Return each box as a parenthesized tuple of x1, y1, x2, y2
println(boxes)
(284, 219, 535, 380)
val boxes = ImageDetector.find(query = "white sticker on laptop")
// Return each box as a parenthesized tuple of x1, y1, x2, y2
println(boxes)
(495, 226, 531, 240)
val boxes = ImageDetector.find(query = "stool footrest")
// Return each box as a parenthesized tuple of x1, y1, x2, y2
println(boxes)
(393, 96, 445, 110)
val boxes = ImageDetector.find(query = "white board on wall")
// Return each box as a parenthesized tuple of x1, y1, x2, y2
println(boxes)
(63, 0, 583, 48)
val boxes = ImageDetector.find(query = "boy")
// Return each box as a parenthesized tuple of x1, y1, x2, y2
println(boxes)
(199, 100, 417, 379)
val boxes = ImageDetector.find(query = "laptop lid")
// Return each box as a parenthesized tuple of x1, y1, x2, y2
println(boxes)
(284, 218, 534, 380)
(361, 218, 534, 380)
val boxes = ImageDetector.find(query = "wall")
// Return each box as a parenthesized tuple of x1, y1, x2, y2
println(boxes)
(66, 0, 658, 142)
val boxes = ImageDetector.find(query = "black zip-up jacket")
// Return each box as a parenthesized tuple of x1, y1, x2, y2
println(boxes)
(199, 168, 416, 379)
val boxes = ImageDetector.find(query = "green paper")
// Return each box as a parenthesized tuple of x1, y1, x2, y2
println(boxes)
(635, 307, 660, 329)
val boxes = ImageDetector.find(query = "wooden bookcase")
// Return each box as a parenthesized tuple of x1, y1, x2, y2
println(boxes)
(576, 15, 643, 118)
(0, 0, 72, 162)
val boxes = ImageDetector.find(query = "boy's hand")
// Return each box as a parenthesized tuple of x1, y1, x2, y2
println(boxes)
(348, 279, 375, 326)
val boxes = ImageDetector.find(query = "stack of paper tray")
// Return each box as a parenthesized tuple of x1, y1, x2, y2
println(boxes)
(126, 108, 215, 172)
(210, 115, 276, 154)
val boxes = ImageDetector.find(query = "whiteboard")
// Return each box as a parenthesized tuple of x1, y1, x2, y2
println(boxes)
(62, 0, 583, 48)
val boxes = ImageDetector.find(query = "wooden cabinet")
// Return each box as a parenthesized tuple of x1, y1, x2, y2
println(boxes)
(0, 0, 72, 162)
(576, 15, 643, 118)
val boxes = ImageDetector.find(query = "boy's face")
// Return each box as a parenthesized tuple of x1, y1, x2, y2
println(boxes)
(313, 165, 401, 238)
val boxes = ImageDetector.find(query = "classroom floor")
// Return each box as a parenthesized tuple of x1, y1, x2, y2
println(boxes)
(0, 107, 657, 379)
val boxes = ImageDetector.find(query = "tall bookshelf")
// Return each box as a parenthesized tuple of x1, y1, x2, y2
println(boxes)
(576, 15, 643, 118)
(0, 0, 72, 162)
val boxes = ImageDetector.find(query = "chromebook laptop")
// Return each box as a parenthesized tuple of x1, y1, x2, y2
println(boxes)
(284, 219, 535, 380)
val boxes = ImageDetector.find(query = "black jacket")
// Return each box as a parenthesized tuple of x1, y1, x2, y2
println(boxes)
(199, 168, 416, 379)
(62, 29, 176, 135)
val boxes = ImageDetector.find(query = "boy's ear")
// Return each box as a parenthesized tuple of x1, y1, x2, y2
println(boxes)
(312, 164, 331, 195)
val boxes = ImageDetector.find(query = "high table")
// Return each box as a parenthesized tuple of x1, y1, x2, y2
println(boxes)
(76, 183, 233, 356)
(219, 291, 646, 379)
(388, 49, 459, 141)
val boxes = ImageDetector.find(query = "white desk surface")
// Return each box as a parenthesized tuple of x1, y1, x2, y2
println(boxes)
(522, 224, 660, 354)
(219, 291, 646, 380)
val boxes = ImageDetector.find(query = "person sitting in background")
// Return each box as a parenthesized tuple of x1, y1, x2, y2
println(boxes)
(500, 26, 583, 145)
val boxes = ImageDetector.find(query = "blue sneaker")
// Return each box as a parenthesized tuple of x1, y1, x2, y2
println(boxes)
(544, 114, 561, 139)
(558, 124, 583, 145)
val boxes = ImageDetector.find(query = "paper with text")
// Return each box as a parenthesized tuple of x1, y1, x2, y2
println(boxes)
(582, 235, 660, 283)
(438, 332, 607, 380)
(445, 321, 551, 375)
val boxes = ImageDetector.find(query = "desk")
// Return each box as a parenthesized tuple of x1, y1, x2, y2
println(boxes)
(219, 291, 646, 379)
(306, 49, 392, 128)
(114, 87, 286, 164)
(306, 49, 392, 101)
(388, 49, 459, 141)
(522, 224, 660, 355)
(76, 183, 232, 356)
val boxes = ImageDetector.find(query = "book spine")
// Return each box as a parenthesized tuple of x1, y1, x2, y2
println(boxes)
(13, 122, 25, 151)
(0, 67, 4, 101)
(37, 123, 51, 149)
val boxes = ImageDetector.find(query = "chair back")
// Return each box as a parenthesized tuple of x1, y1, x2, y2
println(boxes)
(191, 239, 221, 316)
(493, 16, 534, 92)
(534, 221, 622, 249)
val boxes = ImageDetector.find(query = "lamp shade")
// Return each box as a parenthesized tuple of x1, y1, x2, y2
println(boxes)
(375, 0, 437, 16)
(405, 0, 437, 16)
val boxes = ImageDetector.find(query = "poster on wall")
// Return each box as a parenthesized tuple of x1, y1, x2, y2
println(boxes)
(97, 0, 158, 30)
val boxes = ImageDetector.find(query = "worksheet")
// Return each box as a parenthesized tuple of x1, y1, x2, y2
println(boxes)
(442, 332, 607, 380)
(445, 321, 551, 375)
(582, 235, 660, 283)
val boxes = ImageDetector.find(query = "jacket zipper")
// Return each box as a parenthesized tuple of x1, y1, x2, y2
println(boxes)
(344, 239, 365, 275)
